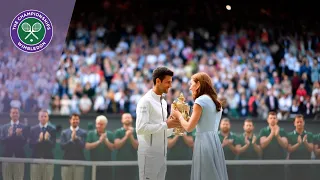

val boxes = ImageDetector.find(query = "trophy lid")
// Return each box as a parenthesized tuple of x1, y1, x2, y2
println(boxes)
(177, 92, 185, 102)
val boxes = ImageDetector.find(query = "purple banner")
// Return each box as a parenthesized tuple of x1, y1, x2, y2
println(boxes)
(0, 0, 76, 124)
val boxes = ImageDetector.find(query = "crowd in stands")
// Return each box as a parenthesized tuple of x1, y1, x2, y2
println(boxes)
(0, 25, 66, 115)
(0, 0, 320, 121)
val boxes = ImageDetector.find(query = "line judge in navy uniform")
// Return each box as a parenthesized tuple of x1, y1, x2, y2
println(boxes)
(0, 107, 29, 180)
(60, 113, 87, 180)
(29, 109, 56, 180)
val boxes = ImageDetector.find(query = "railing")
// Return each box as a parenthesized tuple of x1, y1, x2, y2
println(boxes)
(1, 157, 320, 180)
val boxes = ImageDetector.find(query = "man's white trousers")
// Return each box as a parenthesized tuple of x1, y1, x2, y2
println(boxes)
(138, 153, 167, 180)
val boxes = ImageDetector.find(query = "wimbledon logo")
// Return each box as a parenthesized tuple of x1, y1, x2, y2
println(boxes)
(10, 9, 53, 53)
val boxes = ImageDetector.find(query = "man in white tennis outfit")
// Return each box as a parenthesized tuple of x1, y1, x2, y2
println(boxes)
(136, 67, 180, 180)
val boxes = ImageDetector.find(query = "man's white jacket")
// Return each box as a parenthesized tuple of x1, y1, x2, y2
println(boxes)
(136, 89, 173, 156)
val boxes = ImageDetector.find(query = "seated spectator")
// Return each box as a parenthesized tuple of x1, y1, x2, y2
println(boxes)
(278, 93, 292, 120)
(79, 94, 92, 114)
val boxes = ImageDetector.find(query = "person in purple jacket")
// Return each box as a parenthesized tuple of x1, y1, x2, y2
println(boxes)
(60, 113, 87, 180)
(29, 109, 56, 180)
(0, 107, 29, 180)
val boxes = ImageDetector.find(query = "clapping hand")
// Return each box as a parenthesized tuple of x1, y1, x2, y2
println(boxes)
(125, 128, 133, 137)
(222, 136, 229, 147)
(8, 127, 13, 136)
(16, 128, 23, 136)
(99, 133, 106, 143)
(44, 131, 50, 140)
(222, 136, 233, 147)
(228, 139, 234, 146)
(252, 135, 257, 144)
(39, 132, 44, 142)
(297, 135, 302, 144)
(245, 136, 250, 145)
(71, 130, 77, 141)
(303, 135, 308, 143)
(274, 126, 280, 137)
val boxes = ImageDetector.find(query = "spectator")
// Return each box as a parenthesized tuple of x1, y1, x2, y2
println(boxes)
(93, 92, 106, 113)
(218, 118, 238, 180)
(265, 89, 279, 112)
(278, 93, 292, 120)
(70, 95, 81, 114)
(238, 93, 248, 117)
(29, 110, 56, 180)
(314, 133, 320, 178)
(85, 115, 114, 180)
(83, 82, 95, 99)
(296, 83, 308, 102)
(259, 111, 288, 180)
(0, 107, 29, 180)
(287, 115, 314, 180)
(235, 119, 262, 180)
(24, 93, 38, 113)
(60, 94, 71, 115)
(311, 59, 320, 83)
(113, 113, 139, 180)
(79, 94, 92, 114)
(248, 92, 258, 117)
(60, 114, 87, 180)
(281, 75, 292, 95)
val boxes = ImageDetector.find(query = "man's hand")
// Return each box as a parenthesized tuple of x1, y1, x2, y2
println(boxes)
(297, 135, 302, 144)
(16, 128, 23, 136)
(39, 132, 44, 142)
(222, 136, 229, 147)
(245, 136, 250, 145)
(228, 139, 234, 146)
(125, 128, 133, 137)
(222, 136, 233, 147)
(8, 127, 13, 137)
(166, 115, 180, 129)
(303, 135, 308, 143)
(274, 126, 280, 137)
(99, 133, 106, 143)
(270, 126, 275, 137)
(71, 130, 76, 141)
(252, 135, 257, 144)
(44, 131, 50, 140)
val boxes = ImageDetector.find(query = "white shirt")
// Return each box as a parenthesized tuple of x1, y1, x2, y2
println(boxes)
(136, 89, 173, 156)
(70, 126, 79, 131)
(39, 123, 48, 128)
(93, 95, 105, 111)
(279, 96, 292, 112)
(11, 120, 19, 126)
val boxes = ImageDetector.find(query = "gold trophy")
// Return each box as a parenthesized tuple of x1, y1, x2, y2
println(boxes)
(171, 93, 191, 136)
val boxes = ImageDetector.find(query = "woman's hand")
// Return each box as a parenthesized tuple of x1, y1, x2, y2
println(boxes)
(171, 108, 182, 119)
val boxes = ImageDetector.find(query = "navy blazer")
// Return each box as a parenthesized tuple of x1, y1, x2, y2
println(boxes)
(29, 124, 56, 159)
(60, 128, 87, 160)
(0, 122, 29, 158)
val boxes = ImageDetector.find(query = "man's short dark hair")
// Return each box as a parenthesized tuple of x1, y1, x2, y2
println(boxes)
(221, 118, 230, 122)
(295, 114, 304, 121)
(244, 119, 253, 124)
(152, 67, 174, 85)
(70, 113, 80, 119)
(268, 111, 277, 117)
